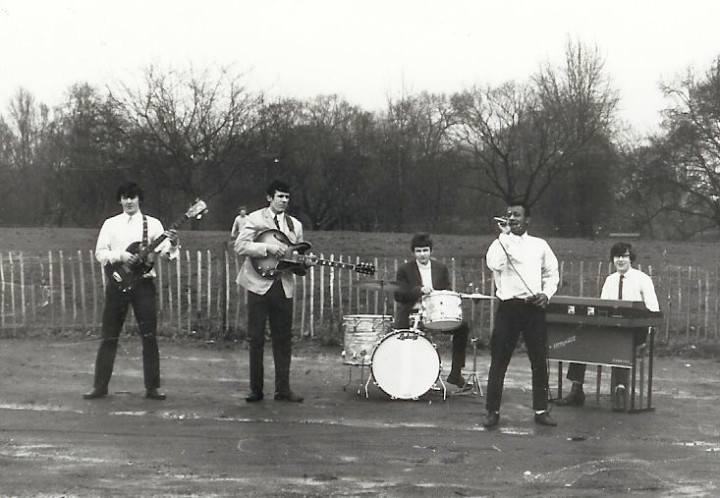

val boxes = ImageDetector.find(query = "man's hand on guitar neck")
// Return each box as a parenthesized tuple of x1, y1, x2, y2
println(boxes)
(303, 252, 318, 267)
(165, 229, 180, 247)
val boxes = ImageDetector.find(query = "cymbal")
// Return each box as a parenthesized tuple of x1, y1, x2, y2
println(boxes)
(358, 279, 403, 292)
(459, 292, 496, 300)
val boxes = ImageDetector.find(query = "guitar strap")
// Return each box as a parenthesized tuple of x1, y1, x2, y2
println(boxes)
(142, 215, 148, 246)
(286, 215, 295, 233)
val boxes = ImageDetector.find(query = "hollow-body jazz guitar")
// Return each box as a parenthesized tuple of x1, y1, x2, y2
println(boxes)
(250, 229, 375, 279)
(105, 199, 208, 293)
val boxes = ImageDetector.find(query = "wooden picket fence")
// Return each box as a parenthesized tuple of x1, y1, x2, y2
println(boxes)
(0, 248, 718, 345)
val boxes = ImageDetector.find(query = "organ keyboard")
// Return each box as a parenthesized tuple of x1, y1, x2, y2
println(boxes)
(545, 295, 662, 412)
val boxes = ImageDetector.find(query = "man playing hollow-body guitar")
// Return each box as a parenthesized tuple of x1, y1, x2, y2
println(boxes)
(235, 179, 313, 403)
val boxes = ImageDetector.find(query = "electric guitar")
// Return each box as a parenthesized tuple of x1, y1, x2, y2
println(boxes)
(105, 199, 208, 293)
(250, 229, 375, 279)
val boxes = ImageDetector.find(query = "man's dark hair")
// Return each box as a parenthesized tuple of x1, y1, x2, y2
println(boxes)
(610, 242, 636, 263)
(266, 180, 290, 197)
(116, 182, 144, 203)
(508, 199, 531, 218)
(411, 233, 433, 251)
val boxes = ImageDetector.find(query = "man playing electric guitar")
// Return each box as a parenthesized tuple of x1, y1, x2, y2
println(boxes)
(84, 182, 180, 401)
(234, 179, 314, 403)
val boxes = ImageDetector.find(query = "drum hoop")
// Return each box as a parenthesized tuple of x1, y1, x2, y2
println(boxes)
(370, 330, 441, 399)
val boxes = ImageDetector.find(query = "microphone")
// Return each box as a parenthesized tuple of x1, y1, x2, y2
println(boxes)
(493, 216, 508, 226)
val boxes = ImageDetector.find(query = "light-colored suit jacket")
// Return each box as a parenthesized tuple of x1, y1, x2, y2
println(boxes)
(234, 207, 304, 298)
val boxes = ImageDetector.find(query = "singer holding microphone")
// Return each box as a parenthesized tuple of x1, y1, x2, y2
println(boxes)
(482, 200, 559, 428)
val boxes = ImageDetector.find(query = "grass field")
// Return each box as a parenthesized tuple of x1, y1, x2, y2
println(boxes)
(2, 226, 719, 270)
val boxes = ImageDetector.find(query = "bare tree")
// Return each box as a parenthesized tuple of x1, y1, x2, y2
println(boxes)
(377, 92, 460, 230)
(109, 64, 262, 220)
(0, 89, 55, 224)
(650, 56, 720, 236)
(452, 40, 619, 219)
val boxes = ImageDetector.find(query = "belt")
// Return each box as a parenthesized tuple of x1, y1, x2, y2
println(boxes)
(500, 298, 532, 305)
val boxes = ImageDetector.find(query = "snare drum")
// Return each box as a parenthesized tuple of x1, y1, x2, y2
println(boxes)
(342, 315, 393, 365)
(370, 330, 441, 399)
(422, 290, 463, 330)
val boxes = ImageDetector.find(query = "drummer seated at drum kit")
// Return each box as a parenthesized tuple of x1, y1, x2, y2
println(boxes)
(393, 233, 469, 388)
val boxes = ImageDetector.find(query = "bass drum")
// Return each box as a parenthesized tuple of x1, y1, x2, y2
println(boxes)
(370, 330, 440, 399)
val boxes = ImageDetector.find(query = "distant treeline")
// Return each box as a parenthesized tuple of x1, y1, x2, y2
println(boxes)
(3, 43, 720, 240)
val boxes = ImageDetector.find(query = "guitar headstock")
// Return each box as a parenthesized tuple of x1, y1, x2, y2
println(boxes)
(355, 262, 375, 276)
(186, 199, 208, 220)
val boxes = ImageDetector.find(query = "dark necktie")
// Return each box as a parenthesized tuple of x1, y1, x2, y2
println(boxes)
(618, 275, 624, 300)
(274, 216, 280, 230)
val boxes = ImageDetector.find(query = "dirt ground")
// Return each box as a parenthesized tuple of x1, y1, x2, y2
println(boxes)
(1, 335, 719, 498)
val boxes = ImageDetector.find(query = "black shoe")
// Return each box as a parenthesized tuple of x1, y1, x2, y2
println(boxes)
(274, 391, 303, 403)
(482, 411, 499, 428)
(534, 411, 557, 426)
(82, 388, 108, 399)
(555, 385, 585, 407)
(446, 373, 466, 388)
(145, 388, 166, 400)
(612, 384, 627, 412)
(245, 392, 264, 402)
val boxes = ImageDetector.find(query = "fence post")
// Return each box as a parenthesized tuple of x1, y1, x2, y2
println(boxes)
(206, 249, 212, 330)
(59, 251, 65, 332)
(19, 252, 26, 325)
(329, 254, 336, 335)
(0, 253, 5, 328)
(309, 265, 315, 338)
(704, 271, 710, 341)
(222, 245, 229, 337)
(319, 253, 325, 327)
(89, 250, 97, 328)
(176, 253, 182, 334)
(300, 273, 306, 338)
(338, 255, 344, 320)
(186, 250, 192, 334)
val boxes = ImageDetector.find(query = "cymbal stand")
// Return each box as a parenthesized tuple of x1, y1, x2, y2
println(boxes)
(453, 337, 483, 396)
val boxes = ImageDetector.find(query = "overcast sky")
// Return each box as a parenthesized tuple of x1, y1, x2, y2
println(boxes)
(2, 0, 720, 134)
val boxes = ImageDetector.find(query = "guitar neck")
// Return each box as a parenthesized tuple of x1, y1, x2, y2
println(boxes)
(137, 214, 188, 259)
(300, 256, 359, 271)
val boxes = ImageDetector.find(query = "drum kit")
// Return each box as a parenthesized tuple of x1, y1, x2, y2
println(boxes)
(341, 279, 494, 400)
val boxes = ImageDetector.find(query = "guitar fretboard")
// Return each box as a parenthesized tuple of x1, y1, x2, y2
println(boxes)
(301, 257, 358, 270)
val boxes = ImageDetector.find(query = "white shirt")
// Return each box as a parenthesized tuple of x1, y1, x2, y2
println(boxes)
(273, 212, 287, 231)
(600, 267, 660, 312)
(416, 260, 433, 289)
(95, 211, 178, 275)
(486, 232, 559, 301)
(415, 260, 433, 309)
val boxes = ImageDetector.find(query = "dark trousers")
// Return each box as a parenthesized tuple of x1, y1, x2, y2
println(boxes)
(247, 280, 294, 395)
(429, 322, 469, 374)
(566, 328, 649, 387)
(485, 300, 550, 412)
(92, 278, 160, 391)
(397, 312, 468, 374)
